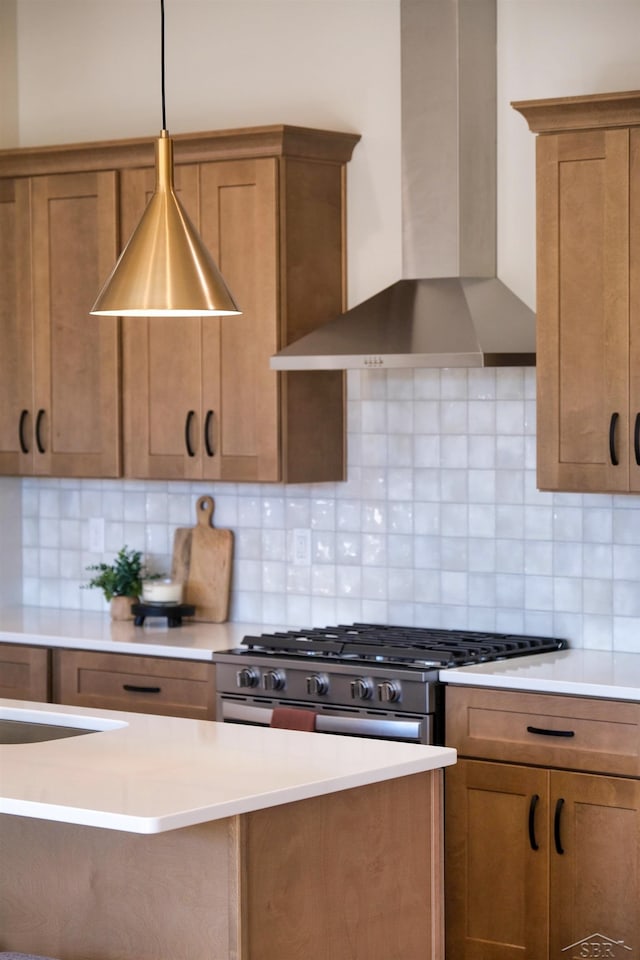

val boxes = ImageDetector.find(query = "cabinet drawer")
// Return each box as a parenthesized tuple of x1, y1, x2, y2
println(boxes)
(0, 643, 50, 702)
(52, 649, 216, 720)
(446, 686, 640, 776)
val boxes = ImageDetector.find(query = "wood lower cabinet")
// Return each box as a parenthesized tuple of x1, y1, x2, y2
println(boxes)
(0, 643, 50, 701)
(0, 643, 215, 720)
(0, 124, 357, 483)
(52, 649, 216, 720)
(513, 91, 640, 494)
(445, 686, 640, 960)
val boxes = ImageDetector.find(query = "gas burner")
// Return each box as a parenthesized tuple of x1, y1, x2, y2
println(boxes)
(240, 623, 567, 668)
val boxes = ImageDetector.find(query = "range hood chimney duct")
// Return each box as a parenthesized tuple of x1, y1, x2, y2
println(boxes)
(271, 0, 535, 371)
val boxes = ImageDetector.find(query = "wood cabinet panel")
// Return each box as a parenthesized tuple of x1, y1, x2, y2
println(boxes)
(445, 685, 640, 776)
(445, 759, 548, 960)
(445, 685, 640, 959)
(52, 649, 216, 720)
(513, 92, 640, 495)
(549, 770, 640, 960)
(0, 643, 50, 702)
(0, 170, 120, 478)
(0, 178, 33, 474)
(0, 124, 357, 483)
(122, 141, 349, 484)
(30, 171, 120, 477)
(536, 128, 629, 492)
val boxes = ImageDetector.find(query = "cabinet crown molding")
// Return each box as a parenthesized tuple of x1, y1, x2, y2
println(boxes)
(513, 89, 640, 134)
(0, 124, 361, 178)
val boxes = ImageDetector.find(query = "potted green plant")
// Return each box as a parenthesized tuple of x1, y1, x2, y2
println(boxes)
(84, 546, 161, 620)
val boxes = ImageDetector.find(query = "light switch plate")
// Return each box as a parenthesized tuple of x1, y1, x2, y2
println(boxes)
(292, 528, 311, 566)
(88, 517, 105, 553)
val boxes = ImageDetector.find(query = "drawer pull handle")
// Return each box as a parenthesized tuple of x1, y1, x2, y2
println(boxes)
(554, 797, 565, 855)
(204, 409, 215, 457)
(18, 410, 30, 454)
(35, 408, 46, 454)
(184, 410, 196, 457)
(526, 725, 575, 738)
(528, 794, 539, 851)
(635, 413, 640, 466)
(123, 683, 161, 694)
(609, 411, 619, 466)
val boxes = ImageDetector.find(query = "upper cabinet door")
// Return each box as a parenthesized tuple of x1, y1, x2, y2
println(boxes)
(0, 178, 33, 475)
(628, 129, 640, 493)
(121, 164, 207, 480)
(536, 128, 630, 493)
(31, 170, 120, 477)
(199, 158, 279, 482)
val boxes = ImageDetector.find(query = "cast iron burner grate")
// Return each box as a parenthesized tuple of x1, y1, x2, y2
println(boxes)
(240, 623, 568, 668)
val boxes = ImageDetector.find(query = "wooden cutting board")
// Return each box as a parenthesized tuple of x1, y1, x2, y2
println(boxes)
(170, 495, 233, 622)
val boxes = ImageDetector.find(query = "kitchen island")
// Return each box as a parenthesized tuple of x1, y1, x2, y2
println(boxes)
(0, 698, 455, 960)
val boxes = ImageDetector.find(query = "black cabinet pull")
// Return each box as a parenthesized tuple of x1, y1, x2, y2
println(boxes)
(18, 410, 29, 454)
(204, 409, 215, 457)
(527, 725, 575, 738)
(184, 410, 196, 457)
(35, 408, 46, 454)
(122, 683, 161, 694)
(634, 413, 640, 466)
(609, 411, 619, 465)
(554, 797, 565, 855)
(528, 794, 539, 851)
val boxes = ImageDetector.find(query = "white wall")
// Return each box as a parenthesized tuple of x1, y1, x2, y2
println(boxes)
(497, 0, 640, 308)
(12, 0, 403, 307)
(0, 0, 18, 144)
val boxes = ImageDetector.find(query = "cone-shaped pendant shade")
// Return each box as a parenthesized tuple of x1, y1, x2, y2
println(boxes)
(91, 131, 241, 316)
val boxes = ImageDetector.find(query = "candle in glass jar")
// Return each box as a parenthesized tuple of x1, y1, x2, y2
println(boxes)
(142, 579, 183, 604)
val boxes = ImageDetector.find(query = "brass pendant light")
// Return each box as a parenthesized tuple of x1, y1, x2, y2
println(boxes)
(91, 0, 240, 317)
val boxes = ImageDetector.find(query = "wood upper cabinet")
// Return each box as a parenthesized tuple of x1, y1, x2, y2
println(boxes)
(513, 91, 640, 494)
(0, 125, 358, 483)
(121, 127, 358, 483)
(445, 685, 640, 960)
(0, 178, 32, 475)
(122, 158, 279, 481)
(0, 166, 120, 477)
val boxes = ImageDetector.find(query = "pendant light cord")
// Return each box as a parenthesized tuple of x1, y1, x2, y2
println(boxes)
(160, 0, 167, 130)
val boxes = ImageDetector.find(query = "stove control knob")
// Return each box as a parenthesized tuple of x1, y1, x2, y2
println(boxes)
(236, 667, 260, 689)
(350, 677, 374, 701)
(306, 673, 329, 696)
(262, 669, 286, 692)
(377, 680, 402, 704)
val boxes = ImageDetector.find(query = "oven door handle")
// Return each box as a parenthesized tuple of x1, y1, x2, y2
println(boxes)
(219, 700, 424, 742)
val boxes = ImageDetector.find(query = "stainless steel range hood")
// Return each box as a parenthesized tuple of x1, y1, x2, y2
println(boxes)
(271, 0, 535, 371)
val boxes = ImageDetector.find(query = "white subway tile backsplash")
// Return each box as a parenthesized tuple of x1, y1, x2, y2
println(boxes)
(14, 367, 640, 651)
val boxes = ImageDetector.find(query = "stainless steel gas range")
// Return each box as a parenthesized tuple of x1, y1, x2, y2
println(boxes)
(214, 624, 567, 745)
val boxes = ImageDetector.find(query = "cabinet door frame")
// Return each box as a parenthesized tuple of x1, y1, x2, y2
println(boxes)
(445, 758, 549, 960)
(549, 770, 640, 960)
(0, 178, 34, 475)
(31, 170, 120, 477)
(536, 128, 630, 493)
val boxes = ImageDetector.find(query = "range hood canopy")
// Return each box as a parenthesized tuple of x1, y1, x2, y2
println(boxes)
(271, 0, 535, 371)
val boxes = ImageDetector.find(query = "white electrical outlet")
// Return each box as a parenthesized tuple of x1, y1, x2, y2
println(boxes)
(292, 528, 311, 566)
(88, 517, 105, 553)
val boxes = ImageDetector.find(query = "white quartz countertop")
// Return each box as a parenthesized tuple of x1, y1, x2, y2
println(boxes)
(441, 648, 640, 700)
(0, 606, 276, 659)
(0, 698, 456, 835)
